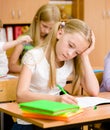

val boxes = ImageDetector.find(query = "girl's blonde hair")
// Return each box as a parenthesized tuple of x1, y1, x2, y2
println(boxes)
(26, 4, 61, 46)
(41, 19, 92, 95)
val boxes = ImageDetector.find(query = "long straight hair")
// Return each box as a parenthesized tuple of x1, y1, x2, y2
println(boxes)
(38, 19, 92, 93)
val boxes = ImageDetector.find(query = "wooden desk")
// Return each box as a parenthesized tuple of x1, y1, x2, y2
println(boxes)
(0, 74, 18, 102)
(0, 92, 110, 129)
(0, 74, 18, 130)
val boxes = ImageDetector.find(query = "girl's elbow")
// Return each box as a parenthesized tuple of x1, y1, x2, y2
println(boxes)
(91, 87, 99, 97)
(92, 91, 99, 97)
(16, 91, 25, 103)
(8, 62, 15, 72)
(9, 63, 21, 73)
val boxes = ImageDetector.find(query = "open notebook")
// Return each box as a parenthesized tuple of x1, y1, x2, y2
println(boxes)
(76, 97, 110, 108)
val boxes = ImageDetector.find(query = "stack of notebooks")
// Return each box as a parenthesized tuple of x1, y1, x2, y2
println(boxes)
(19, 100, 83, 122)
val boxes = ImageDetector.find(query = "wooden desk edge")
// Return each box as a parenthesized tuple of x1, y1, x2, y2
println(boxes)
(0, 102, 67, 128)
(0, 92, 110, 128)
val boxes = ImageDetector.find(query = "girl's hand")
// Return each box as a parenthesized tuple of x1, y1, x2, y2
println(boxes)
(81, 30, 95, 56)
(17, 35, 32, 45)
(59, 94, 78, 105)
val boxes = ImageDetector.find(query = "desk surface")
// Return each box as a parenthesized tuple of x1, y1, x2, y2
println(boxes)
(0, 92, 110, 129)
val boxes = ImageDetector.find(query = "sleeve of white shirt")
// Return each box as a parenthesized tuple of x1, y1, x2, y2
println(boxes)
(0, 42, 9, 75)
(0, 42, 5, 53)
(22, 51, 36, 73)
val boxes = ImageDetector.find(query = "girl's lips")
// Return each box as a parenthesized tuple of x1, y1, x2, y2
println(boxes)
(62, 54, 68, 60)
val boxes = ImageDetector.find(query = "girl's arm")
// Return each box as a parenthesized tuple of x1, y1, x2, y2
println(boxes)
(80, 55, 99, 96)
(8, 44, 23, 73)
(3, 35, 32, 51)
(8, 35, 32, 73)
(16, 64, 77, 104)
(80, 32, 99, 96)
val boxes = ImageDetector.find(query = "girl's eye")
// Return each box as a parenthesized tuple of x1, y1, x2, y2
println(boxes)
(68, 41, 76, 48)
(43, 25, 47, 28)
(69, 44, 73, 48)
(75, 52, 79, 55)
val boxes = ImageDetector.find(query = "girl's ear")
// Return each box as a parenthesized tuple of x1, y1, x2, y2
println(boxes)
(56, 29, 64, 39)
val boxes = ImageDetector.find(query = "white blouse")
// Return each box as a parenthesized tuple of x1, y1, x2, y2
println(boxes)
(22, 48, 73, 95)
(17, 48, 73, 124)
(0, 42, 8, 76)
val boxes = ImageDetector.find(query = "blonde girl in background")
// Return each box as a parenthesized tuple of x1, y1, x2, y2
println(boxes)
(11, 19, 99, 130)
(9, 4, 61, 73)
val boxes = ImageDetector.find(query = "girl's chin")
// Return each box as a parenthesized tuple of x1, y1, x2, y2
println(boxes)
(60, 59, 66, 62)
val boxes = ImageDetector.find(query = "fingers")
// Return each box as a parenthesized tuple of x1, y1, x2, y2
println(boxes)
(88, 30, 95, 50)
(91, 30, 95, 46)
(20, 35, 32, 44)
(81, 30, 95, 56)
(61, 94, 78, 105)
(23, 35, 32, 43)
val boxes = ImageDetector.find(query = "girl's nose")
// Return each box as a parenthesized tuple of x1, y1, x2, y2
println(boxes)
(45, 28, 50, 34)
(67, 50, 74, 56)
(67, 50, 77, 58)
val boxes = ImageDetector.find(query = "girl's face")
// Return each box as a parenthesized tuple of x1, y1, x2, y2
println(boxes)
(56, 31, 89, 62)
(40, 20, 55, 39)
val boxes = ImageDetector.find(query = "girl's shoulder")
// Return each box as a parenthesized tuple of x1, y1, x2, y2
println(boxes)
(28, 47, 43, 56)
(0, 42, 5, 52)
(24, 48, 44, 63)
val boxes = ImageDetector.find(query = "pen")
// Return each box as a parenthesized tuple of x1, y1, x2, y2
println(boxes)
(57, 84, 67, 94)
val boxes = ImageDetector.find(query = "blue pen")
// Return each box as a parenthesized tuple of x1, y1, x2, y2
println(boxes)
(57, 84, 67, 94)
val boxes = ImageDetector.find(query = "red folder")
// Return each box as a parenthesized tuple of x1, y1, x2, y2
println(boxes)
(13, 26, 22, 40)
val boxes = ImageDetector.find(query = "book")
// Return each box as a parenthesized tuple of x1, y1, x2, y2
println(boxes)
(21, 109, 83, 122)
(19, 100, 80, 116)
(76, 97, 110, 108)
(0, 28, 7, 42)
(6, 26, 13, 41)
(13, 26, 22, 40)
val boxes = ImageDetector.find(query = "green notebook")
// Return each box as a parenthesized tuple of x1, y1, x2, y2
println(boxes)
(19, 100, 80, 116)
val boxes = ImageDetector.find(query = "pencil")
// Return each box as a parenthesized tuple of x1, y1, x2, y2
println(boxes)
(57, 84, 67, 94)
